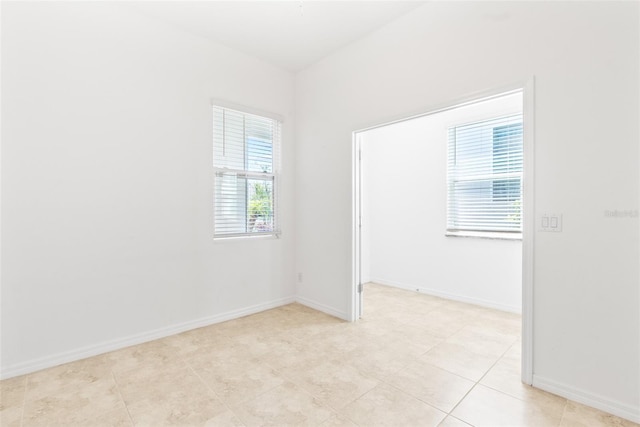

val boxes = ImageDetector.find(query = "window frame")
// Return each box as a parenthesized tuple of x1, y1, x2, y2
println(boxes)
(212, 100, 282, 240)
(446, 114, 523, 240)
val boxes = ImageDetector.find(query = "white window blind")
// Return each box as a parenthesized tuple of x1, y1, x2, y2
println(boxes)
(213, 106, 281, 238)
(447, 114, 523, 235)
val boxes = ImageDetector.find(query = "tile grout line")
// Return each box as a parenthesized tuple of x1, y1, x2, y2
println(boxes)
(263, 361, 344, 415)
(470, 338, 541, 405)
(248, 354, 360, 426)
(473, 338, 560, 409)
(380, 379, 450, 419)
(442, 414, 474, 426)
(253, 369, 337, 426)
(371, 319, 472, 418)
(445, 335, 518, 420)
(184, 360, 253, 426)
(557, 399, 569, 427)
(19, 375, 27, 427)
(444, 378, 480, 421)
(111, 370, 135, 426)
(361, 299, 499, 422)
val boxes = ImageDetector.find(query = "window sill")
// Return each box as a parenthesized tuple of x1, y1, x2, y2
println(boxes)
(214, 232, 280, 242)
(445, 230, 522, 240)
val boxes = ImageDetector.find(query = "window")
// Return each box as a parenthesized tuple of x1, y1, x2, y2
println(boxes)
(447, 114, 523, 236)
(213, 105, 281, 238)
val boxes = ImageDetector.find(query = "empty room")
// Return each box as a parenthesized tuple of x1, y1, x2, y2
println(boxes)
(357, 90, 524, 313)
(1, 1, 638, 426)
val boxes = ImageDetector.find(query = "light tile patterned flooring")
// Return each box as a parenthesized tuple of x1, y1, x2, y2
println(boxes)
(1, 283, 638, 426)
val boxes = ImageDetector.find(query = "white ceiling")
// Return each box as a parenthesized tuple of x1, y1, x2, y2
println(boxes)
(125, 1, 426, 72)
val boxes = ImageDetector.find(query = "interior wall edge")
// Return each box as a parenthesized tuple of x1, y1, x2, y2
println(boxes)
(0, 295, 296, 380)
(368, 278, 521, 315)
(532, 375, 640, 424)
(295, 296, 349, 321)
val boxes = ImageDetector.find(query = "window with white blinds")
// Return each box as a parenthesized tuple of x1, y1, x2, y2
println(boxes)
(213, 105, 281, 238)
(447, 114, 523, 236)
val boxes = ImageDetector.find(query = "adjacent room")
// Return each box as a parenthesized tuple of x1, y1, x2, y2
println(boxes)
(358, 91, 524, 315)
(1, 1, 638, 426)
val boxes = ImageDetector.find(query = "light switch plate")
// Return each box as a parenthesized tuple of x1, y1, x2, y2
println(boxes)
(540, 213, 563, 232)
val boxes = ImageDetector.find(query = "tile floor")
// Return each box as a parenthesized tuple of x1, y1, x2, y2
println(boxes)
(1, 283, 638, 426)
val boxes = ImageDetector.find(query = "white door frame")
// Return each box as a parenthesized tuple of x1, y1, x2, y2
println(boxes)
(351, 78, 535, 385)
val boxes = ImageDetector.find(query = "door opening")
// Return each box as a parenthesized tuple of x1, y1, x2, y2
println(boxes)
(352, 82, 535, 385)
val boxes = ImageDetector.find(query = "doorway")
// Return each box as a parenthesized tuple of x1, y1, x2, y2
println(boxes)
(352, 84, 535, 384)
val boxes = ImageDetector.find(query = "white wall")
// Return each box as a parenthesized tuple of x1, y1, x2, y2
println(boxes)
(296, 1, 639, 421)
(0, 2, 296, 377)
(361, 93, 522, 313)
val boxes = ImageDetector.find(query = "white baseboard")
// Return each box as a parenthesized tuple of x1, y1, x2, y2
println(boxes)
(0, 296, 295, 380)
(533, 375, 640, 424)
(296, 296, 349, 321)
(369, 278, 521, 314)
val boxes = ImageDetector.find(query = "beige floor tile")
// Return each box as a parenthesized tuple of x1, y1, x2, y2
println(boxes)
(223, 307, 303, 331)
(480, 355, 531, 399)
(22, 376, 123, 426)
(115, 364, 228, 425)
(341, 340, 423, 381)
(346, 316, 401, 337)
(0, 405, 23, 427)
(114, 363, 213, 403)
(216, 305, 342, 344)
(438, 416, 472, 426)
(24, 359, 112, 402)
(319, 413, 358, 426)
(24, 403, 131, 427)
(229, 331, 307, 359)
(88, 339, 185, 377)
(84, 405, 133, 427)
(161, 325, 229, 359)
(127, 395, 228, 426)
(284, 359, 379, 410)
(391, 301, 457, 327)
(363, 329, 432, 358)
(341, 383, 446, 426)
(366, 284, 470, 321)
(278, 302, 328, 317)
(202, 409, 246, 426)
(410, 307, 474, 339)
(481, 349, 567, 412)
(473, 309, 522, 337)
(10, 283, 636, 427)
(231, 381, 334, 426)
(360, 310, 403, 324)
(190, 356, 285, 405)
(446, 324, 518, 357)
(185, 336, 266, 365)
(1, 376, 26, 427)
(422, 342, 500, 381)
(383, 325, 444, 354)
(112, 360, 184, 392)
(1, 375, 26, 411)
(451, 384, 566, 426)
(205, 319, 257, 340)
(506, 339, 522, 358)
(280, 315, 348, 342)
(559, 401, 640, 427)
(386, 360, 475, 413)
(260, 339, 338, 372)
(310, 323, 381, 354)
(393, 291, 445, 307)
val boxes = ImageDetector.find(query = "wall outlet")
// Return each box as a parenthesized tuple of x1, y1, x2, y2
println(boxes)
(297, 272, 303, 283)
